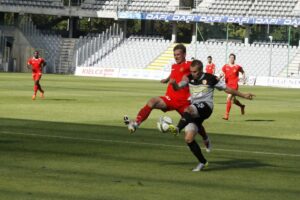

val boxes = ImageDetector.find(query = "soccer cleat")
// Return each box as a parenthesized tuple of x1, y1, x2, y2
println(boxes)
(166, 124, 179, 136)
(192, 162, 208, 172)
(127, 121, 138, 134)
(124, 115, 138, 134)
(203, 138, 211, 153)
(123, 115, 130, 125)
(32, 95, 36, 100)
(241, 105, 245, 115)
(222, 114, 229, 120)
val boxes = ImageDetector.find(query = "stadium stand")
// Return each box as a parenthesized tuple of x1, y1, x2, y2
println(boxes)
(249, 0, 298, 18)
(0, 0, 64, 8)
(193, 0, 299, 18)
(186, 41, 299, 77)
(76, 35, 171, 69)
(197, 0, 254, 16)
(75, 23, 125, 67)
(126, 0, 175, 13)
(81, 0, 116, 10)
(81, 0, 176, 13)
(18, 16, 62, 73)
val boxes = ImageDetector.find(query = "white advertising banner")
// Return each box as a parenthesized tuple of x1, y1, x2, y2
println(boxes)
(75, 67, 170, 80)
(75, 67, 120, 78)
(118, 68, 170, 80)
(75, 67, 300, 88)
(255, 76, 300, 88)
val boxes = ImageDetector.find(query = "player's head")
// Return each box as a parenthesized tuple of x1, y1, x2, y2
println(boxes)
(229, 53, 236, 64)
(207, 56, 212, 63)
(173, 44, 186, 64)
(190, 59, 203, 79)
(34, 51, 39, 58)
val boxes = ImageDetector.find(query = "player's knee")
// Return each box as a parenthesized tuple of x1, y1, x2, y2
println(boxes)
(184, 123, 197, 143)
(184, 132, 195, 143)
(147, 98, 157, 108)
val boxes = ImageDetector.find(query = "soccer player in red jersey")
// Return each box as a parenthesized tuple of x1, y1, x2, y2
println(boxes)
(124, 44, 211, 151)
(205, 56, 216, 75)
(27, 51, 46, 100)
(220, 53, 246, 120)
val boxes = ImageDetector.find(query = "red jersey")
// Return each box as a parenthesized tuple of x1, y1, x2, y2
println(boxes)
(166, 61, 191, 101)
(222, 64, 242, 89)
(28, 57, 45, 74)
(205, 63, 215, 74)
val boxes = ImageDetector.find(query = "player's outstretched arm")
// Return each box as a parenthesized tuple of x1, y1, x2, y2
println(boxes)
(225, 87, 255, 100)
(161, 75, 170, 84)
(170, 76, 188, 91)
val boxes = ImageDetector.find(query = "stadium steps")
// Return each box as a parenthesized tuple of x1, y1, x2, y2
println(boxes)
(147, 43, 178, 70)
(57, 38, 77, 74)
(279, 49, 300, 77)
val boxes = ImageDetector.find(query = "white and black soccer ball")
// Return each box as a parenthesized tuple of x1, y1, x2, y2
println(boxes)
(157, 116, 173, 133)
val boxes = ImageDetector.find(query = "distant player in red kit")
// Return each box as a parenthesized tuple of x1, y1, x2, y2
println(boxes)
(27, 51, 46, 100)
(124, 44, 211, 151)
(205, 56, 216, 75)
(220, 53, 246, 120)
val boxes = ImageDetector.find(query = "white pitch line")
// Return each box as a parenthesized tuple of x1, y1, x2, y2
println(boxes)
(1, 131, 300, 158)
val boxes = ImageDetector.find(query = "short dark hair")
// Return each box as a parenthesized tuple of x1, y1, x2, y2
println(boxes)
(229, 53, 236, 60)
(207, 56, 212, 59)
(173, 44, 186, 54)
(191, 59, 203, 71)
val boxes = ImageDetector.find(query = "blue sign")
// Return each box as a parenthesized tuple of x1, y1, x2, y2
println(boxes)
(118, 12, 300, 26)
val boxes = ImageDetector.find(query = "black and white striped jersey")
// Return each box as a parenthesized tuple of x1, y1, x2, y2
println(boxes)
(180, 73, 226, 109)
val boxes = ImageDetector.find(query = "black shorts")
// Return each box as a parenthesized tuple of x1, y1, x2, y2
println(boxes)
(191, 102, 212, 127)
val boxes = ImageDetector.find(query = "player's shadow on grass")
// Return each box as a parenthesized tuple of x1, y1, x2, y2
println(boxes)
(0, 139, 18, 144)
(245, 119, 275, 122)
(205, 159, 273, 172)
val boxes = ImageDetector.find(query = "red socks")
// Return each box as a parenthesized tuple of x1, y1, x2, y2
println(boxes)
(226, 99, 232, 115)
(33, 85, 38, 95)
(135, 105, 152, 125)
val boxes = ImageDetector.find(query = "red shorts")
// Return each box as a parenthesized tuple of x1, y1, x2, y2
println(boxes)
(160, 96, 190, 116)
(227, 83, 238, 90)
(32, 73, 42, 81)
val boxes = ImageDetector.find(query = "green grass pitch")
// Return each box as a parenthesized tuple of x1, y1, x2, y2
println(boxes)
(0, 73, 299, 200)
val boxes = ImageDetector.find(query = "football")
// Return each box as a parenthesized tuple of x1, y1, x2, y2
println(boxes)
(157, 116, 173, 133)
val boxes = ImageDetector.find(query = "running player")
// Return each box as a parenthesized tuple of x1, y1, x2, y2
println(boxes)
(124, 44, 211, 151)
(205, 56, 216, 75)
(220, 53, 246, 120)
(167, 59, 254, 171)
(27, 51, 46, 100)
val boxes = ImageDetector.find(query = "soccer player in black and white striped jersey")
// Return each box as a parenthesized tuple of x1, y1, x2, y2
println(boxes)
(168, 59, 255, 171)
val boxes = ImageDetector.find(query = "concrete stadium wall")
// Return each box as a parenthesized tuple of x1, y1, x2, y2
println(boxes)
(0, 26, 33, 72)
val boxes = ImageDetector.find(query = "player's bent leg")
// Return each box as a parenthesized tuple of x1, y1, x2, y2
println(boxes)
(223, 94, 233, 120)
(198, 125, 211, 153)
(125, 97, 168, 134)
(135, 97, 167, 125)
(233, 97, 245, 115)
(185, 129, 208, 171)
